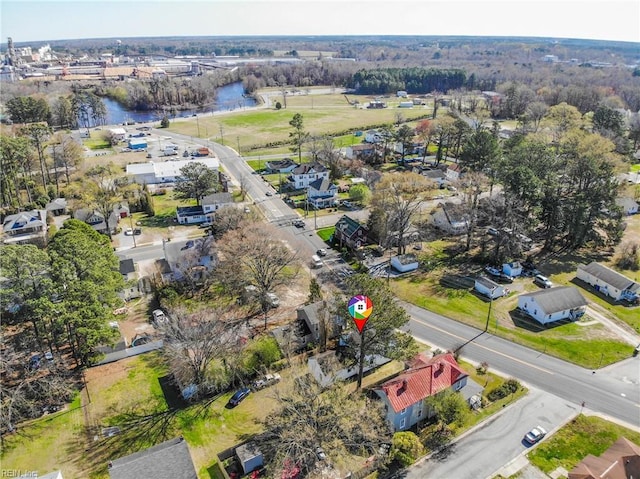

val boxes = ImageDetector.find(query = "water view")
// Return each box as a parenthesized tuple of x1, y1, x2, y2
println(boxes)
(103, 82, 257, 125)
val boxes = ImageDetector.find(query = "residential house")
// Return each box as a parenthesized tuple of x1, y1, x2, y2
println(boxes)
(307, 178, 338, 209)
(264, 158, 298, 174)
(615, 197, 639, 215)
(126, 157, 219, 185)
(1, 209, 48, 246)
(374, 352, 469, 432)
(474, 276, 507, 299)
(108, 436, 197, 479)
(176, 206, 207, 225)
(364, 129, 384, 143)
(289, 162, 329, 190)
(416, 168, 446, 186)
(201, 192, 234, 218)
(235, 442, 264, 476)
(160, 237, 217, 282)
(568, 436, 640, 479)
(576, 262, 640, 302)
(74, 208, 120, 235)
(430, 202, 469, 235)
(119, 259, 142, 301)
(391, 254, 419, 273)
(333, 215, 368, 250)
(345, 143, 378, 161)
(45, 197, 68, 216)
(296, 300, 343, 346)
(517, 286, 588, 324)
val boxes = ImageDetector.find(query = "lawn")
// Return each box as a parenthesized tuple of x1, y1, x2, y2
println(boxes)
(167, 93, 430, 152)
(316, 226, 335, 242)
(1, 395, 85, 478)
(528, 414, 640, 474)
(83, 136, 112, 150)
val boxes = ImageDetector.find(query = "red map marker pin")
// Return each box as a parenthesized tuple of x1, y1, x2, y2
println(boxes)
(348, 295, 373, 334)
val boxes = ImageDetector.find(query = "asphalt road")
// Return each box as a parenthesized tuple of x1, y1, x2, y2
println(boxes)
(402, 302, 640, 428)
(396, 388, 576, 479)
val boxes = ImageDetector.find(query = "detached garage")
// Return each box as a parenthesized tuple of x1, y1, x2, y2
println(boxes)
(518, 286, 588, 325)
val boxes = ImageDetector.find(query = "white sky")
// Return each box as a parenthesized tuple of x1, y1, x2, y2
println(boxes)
(1, 0, 639, 44)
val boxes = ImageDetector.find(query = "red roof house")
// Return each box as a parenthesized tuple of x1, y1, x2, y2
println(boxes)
(374, 352, 468, 431)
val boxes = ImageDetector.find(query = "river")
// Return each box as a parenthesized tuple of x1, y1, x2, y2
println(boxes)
(103, 82, 257, 125)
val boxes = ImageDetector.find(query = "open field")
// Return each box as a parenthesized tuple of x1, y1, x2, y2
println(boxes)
(166, 93, 431, 152)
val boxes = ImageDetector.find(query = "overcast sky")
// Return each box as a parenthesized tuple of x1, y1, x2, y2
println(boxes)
(2, 0, 639, 44)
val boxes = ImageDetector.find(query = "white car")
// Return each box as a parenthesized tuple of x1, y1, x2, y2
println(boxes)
(152, 309, 167, 324)
(124, 228, 134, 236)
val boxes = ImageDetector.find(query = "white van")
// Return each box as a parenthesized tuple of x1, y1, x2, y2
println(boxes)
(311, 255, 323, 268)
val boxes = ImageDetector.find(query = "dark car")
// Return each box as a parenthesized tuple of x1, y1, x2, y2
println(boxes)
(228, 387, 251, 407)
(293, 219, 305, 228)
(28, 355, 42, 371)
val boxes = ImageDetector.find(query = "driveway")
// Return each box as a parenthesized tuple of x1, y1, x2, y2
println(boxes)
(396, 388, 578, 479)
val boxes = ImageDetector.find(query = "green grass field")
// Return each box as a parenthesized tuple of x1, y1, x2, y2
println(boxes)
(528, 415, 640, 474)
(167, 93, 431, 152)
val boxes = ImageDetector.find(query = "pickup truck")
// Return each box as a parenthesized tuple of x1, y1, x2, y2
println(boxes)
(252, 373, 281, 390)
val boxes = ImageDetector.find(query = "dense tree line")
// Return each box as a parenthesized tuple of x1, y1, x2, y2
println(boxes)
(350, 67, 467, 95)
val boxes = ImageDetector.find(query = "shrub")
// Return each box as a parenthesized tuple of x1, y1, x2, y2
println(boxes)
(391, 431, 424, 467)
(487, 378, 521, 401)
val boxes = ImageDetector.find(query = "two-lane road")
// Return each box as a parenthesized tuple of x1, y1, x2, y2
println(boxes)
(402, 302, 640, 428)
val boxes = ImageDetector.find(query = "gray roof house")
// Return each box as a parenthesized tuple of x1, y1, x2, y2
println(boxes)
(296, 301, 344, 345)
(202, 192, 234, 216)
(576, 261, 640, 302)
(1, 209, 48, 246)
(289, 162, 329, 189)
(265, 158, 298, 173)
(307, 178, 338, 209)
(474, 276, 507, 299)
(517, 286, 588, 324)
(108, 437, 197, 479)
(73, 208, 120, 235)
(160, 237, 217, 282)
(430, 202, 469, 235)
(45, 197, 68, 216)
(235, 442, 264, 475)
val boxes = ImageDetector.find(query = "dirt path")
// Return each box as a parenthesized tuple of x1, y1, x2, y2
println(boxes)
(585, 303, 640, 346)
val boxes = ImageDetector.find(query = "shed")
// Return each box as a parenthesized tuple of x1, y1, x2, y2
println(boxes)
(502, 262, 523, 277)
(474, 276, 506, 299)
(235, 442, 263, 475)
(391, 254, 419, 273)
(517, 286, 588, 324)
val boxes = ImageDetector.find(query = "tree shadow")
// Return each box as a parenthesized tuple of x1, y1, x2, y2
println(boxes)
(439, 274, 475, 290)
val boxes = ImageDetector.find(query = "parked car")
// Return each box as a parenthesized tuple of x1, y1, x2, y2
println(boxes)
(534, 274, 553, 288)
(316, 447, 327, 461)
(28, 354, 42, 371)
(316, 248, 327, 257)
(487, 227, 499, 236)
(524, 426, 547, 444)
(44, 351, 54, 362)
(152, 309, 167, 325)
(252, 373, 281, 390)
(124, 228, 134, 236)
(265, 191, 273, 196)
(228, 387, 251, 406)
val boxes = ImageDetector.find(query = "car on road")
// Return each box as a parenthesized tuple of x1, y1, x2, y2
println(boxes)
(228, 387, 251, 407)
(524, 426, 547, 444)
(265, 191, 273, 196)
(316, 248, 327, 257)
(293, 219, 305, 228)
(533, 274, 553, 289)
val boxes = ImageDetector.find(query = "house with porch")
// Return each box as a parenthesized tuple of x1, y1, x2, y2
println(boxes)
(333, 215, 368, 250)
(45, 197, 68, 216)
(374, 352, 471, 432)
(73, 208, 120, 235)
(576, 261, 640, 302)
(430, 202, 469, 235)
(517, 286, 588, 324)
(307, 178, 338, 209)
(159, 237, 217, 282)
(1, 209, 48, 246)
(345, 143, 378, 162)
(289, 162, 329, 189)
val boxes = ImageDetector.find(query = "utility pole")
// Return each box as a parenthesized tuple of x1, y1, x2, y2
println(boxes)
(219, 125, 224, 145)
(236, 136, 240, 154)
(129, 214, 137, 248)
(485, 296, 494, 332)
(196, 115, 200, 137)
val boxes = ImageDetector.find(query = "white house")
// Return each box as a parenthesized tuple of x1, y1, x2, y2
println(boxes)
(616, 197, 639, 215)
(264, 158, 298, 173)
(201, 192, 234, 217)
(474, 276, 506, 299)
(518, 286, 588, 324)
(289, 162, 329, 189)
(430, 202, 469, 235)
(502, 262, 523, 277)
(307, 178, 338, 209)
(160, 237, 217, 282)
(576, 262, 640, 302)
(391, 254, 419, 273)
(126, 157, 219, 185)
